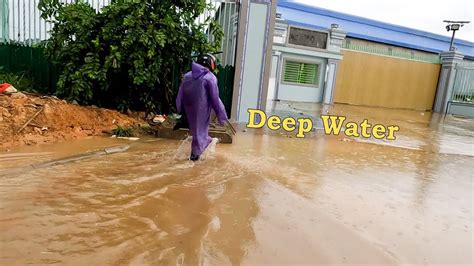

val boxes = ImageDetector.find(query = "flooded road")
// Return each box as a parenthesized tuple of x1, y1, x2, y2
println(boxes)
(1, 103, 473, 265)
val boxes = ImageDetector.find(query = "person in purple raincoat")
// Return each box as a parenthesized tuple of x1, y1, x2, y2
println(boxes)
(176, 54, 228, 161)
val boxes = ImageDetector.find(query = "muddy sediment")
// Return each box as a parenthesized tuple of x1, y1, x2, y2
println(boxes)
(0, 103, 472, 265)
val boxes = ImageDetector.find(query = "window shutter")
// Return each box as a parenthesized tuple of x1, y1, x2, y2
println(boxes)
(283, 61, 301, 83)
(283, 61, 318, 86)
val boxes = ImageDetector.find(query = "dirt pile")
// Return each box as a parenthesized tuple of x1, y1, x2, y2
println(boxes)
(0, 92, 144, 149)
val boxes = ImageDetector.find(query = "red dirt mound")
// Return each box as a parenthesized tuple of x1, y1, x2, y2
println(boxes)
(0, 92, 143, 149)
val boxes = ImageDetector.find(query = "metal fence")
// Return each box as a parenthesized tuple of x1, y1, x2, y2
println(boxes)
(0, 0, 111, 44)
(1, 0, 239, 64)
(342, 42, 441, 64)
(196, 0, 239, 67)
(451, 61, 474, 103)
(0, 43, 58, 92)
(1, 0, 240, 66)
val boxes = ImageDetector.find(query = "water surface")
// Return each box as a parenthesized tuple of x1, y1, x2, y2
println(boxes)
(1, 103, 473, 265)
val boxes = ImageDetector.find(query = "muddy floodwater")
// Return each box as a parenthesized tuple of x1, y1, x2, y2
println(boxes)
(1, 103, 473, 265)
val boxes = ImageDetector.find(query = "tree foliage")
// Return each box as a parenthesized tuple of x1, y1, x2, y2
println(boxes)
(38, 0, 223, 113)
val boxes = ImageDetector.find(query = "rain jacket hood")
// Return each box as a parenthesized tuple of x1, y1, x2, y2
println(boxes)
(191, 62, 209, 79)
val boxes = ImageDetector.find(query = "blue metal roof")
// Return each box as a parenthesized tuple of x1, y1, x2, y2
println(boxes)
(277, 0, 474, 58)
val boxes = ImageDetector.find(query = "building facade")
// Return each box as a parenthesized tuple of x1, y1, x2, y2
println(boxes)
(268, 0, 474, 111)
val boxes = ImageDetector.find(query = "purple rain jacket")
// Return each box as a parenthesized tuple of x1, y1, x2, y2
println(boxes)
(176, 62, 228, 156)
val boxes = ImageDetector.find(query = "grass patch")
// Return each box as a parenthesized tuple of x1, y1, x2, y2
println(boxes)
(112, 126, 135, 137)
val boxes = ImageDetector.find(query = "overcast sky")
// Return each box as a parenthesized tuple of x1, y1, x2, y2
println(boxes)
(294, 0, 474, 42)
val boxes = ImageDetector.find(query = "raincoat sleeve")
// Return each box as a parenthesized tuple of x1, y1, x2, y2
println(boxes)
(206, 75, 228, 125)
(176, 79, 184, 114)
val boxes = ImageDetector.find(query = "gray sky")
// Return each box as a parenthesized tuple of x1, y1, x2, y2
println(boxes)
(294, 0, 474, 42)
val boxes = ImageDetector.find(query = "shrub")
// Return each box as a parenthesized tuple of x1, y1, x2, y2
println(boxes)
(0, 67, 36, 92)
(38, 0, 223, 113)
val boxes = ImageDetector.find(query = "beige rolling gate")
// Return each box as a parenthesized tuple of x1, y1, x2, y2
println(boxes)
(334, 50, 441, 110)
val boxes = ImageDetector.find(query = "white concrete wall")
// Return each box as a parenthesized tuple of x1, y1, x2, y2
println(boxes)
(237, 3, 269, 120)
(450, 104, 474, 118)
(273, 21, 288, 45)
(267, 21, 346, 105)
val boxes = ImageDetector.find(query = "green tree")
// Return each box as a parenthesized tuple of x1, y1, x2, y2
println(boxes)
(38, 0, 223, 113)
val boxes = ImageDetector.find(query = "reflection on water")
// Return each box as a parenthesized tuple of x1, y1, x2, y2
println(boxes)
(1, 103, 473, 265)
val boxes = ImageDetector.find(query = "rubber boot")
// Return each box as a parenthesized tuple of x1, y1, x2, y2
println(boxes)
(190, 153, 200, 161)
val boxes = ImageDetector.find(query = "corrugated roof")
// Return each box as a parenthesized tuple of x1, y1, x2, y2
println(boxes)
(277, 0, 474, 58)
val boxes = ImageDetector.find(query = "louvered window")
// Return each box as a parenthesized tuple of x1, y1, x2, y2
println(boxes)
(283, 60, 319, 86)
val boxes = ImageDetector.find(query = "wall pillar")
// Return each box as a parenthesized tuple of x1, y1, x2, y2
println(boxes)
(322, 27, 346, 104)
(433, 50, 464, 113)
(323, 59, 339, 104)
(231, 0, 277, 122)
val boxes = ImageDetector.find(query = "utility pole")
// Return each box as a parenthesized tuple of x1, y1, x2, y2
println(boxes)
(443, 20, 470, 51)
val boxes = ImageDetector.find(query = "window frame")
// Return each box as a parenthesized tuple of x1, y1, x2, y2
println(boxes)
(281, 58, 322, 88)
